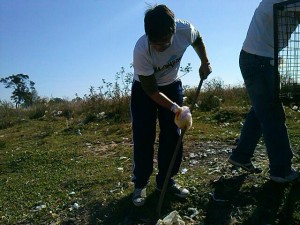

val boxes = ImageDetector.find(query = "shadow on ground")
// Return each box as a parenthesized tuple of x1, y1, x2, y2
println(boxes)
(204, 174, 247, 225)
(204, 174, 300, 225)
(86, 190, 189, 225)
(80, 176, 300, 225)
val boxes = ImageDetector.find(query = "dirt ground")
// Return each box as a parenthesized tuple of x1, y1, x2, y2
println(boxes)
(81, 139, 300, 225)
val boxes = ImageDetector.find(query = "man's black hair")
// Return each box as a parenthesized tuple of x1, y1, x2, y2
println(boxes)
(144, 4, 175, 42)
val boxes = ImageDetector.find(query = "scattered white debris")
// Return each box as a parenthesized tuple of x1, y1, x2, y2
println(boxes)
(72, 203, 79, 209)
(109, 182, 123, 193)
(52, 110, 63, 117)
(181, 168, 188, 174)
(35, 204, 46, 210)
(189, 153, 196, 158)
(189, 160, 198, 165)
(117, 167, 123, 172)
(156, 210, 185, 225)
(188, 207, 199, 218)
(69, 191, 75, 195)
(85, 143, 92, 147)
(97, 112, 106, 119)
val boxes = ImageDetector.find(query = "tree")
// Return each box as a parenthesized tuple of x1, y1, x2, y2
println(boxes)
(0, 74, 36, 108)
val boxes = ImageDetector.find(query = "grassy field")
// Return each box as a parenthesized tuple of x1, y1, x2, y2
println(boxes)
(0, 91, 299, 224)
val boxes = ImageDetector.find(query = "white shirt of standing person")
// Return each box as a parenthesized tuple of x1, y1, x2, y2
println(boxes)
(242, 0, 300, 58)
(133, 19, 198, 86)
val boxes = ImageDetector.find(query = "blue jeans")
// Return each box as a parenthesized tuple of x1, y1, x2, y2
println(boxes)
(231, 50, 293, 177)
(130, 80, 183, 189)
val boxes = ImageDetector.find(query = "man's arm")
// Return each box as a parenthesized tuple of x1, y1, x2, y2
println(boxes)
(192, 31, 212, 79)
(138, 75, 179, 111)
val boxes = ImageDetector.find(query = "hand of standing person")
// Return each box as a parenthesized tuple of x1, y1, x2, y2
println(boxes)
(171, 104, 192, 129)
(199, 62, 212, 80)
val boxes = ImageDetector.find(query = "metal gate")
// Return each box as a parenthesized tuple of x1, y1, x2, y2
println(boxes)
(274, 0, 300, 106)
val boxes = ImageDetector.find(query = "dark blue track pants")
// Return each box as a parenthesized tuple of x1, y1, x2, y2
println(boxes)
(130, 80, 183, 189)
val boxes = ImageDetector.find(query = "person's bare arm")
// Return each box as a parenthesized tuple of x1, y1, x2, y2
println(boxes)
(192, 31, 212, 79)
(138, 75, 179, 111)
(138, 75, 192, 129)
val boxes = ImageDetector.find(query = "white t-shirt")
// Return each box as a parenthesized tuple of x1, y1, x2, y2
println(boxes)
(242, 0, 297, 58)
(133, 19, 198, 86)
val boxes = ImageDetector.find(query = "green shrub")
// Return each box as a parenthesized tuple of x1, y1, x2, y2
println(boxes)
(221, 85, 250, 107)
(27, 103, 47, 119)
(0, 100, 18, 129)
(199, 93, 222, 111)
(212, 106, 248, 123)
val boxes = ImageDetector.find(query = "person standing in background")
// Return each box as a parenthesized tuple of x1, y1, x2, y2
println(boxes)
(228, 0, 299, 183)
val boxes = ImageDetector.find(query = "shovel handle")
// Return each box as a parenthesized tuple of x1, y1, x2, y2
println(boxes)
(156, 78, 204, 219)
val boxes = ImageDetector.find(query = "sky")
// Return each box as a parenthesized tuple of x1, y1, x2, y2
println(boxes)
(0, 0, 261, 102)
